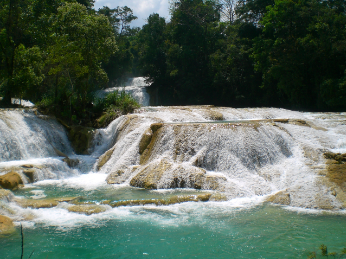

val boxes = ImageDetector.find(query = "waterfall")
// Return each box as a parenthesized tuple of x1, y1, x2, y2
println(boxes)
(96, 77, 150, 106)
(93, 106, 346, 209)
(0, 109, 73, 162)
(1, 106, 346, 210)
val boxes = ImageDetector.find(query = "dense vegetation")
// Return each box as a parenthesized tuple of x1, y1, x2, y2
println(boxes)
(1, 0, 345, 125)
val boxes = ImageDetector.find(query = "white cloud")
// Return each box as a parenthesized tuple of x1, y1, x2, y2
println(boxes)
(94, 0, 171, 27)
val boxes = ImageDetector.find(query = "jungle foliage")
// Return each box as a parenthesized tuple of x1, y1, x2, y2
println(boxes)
(1, 0, 345, 121)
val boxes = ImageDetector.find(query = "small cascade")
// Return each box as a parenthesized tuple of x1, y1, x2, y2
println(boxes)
(0, 109, 73, 162)
(96, 77, 150, 106)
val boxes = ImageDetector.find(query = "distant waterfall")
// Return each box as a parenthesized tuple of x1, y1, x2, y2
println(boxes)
(96, 77, 150, 106)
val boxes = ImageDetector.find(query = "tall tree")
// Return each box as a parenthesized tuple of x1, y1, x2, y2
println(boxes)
(166, 0, 222, 104)
(253, 0, 346, 109)
(47, 2, 117, 117)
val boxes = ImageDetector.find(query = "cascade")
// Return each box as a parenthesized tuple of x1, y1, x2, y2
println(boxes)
(96, 77, 150, 106)
(1, 106, 346, 258)
(0, 109, 73, 162)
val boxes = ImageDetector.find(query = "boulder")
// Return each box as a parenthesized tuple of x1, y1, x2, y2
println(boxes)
(68, 125, 95, 154)
(96, 147, 115, 171)
(130, 159, 172, 189)
(266, 191, 291, 205)
(106, 169, 125, 184)
(68, 205, 107, 215)
(0, 172, 23, 190)
(0, 215, 15, 235)
(22, 169, 36, 183)
(63, 158, 79, 168)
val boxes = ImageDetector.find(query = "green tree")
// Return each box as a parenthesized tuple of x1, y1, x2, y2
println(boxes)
(98, 6, 138, 84)
(0, 0, 37, 105)
(46, 2, 117, 120)
(252, 0, 346, 109)
(166, 0, 222, 104)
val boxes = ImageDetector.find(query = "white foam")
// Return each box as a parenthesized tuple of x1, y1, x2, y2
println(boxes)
(34, 173, 108, 190)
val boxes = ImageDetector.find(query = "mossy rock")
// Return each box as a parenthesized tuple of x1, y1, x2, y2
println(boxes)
(266, 191, 291, 205)
(139, 128, 153, 154)
(63, 158, 79, 168)
(106, 169, 126, 184)
(326, 163, 346, 187)
(22, 169, 36, 183)
(205, 110, 224, 121)
(130, 159, 172, 189)
(0, 172, 23, 190)
(150, 123, 163, 133)
(15, 197, 78, 209)
(68, 125, 95, 154)
(106, 193, 212, 207)
(0, 215, 15, 235)
(68, 205, 107, 215)
(96, 147, 115, 171)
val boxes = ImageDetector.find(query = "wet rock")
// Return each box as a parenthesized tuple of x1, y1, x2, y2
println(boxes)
(204, 175, 227, 191)
(288, 119, 311, 127)
(106, 169, 125, 184)
(150, 123, 163, 133)
(21, 164, 34, 169)
(68, 125, 95, 154)
(315, 193, 336, 210)
(68, 205, 107, 215)
(22, 169, 36, 183)
(0, 172, 23, 190)
(139, 128, 153, 154)
(210, 193, 228, 201)
(63, 158, 79, 168)
(324, 152, 346, 163)
(53, 147, 69, 158)
(0, 190, 14, 202)
(266, 191, 291, 205)
(0, 215, 15, 235)
(130, 159, 172, 189)
(15, 198, 59, 209)
(205, 110, 224, 121)
(106, 193, 212, 207)
(188, 172, 205, 189)
(15, 197, 77, 209)
(96, 147, 115, 171)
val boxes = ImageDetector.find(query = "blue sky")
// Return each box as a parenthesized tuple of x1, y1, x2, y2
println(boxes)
(94, 0, 171, 27)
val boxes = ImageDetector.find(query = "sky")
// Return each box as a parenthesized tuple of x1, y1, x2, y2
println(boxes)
(94, 0, 171, 28)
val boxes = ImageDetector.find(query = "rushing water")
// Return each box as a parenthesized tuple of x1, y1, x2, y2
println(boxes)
(1, 105, 346, 258)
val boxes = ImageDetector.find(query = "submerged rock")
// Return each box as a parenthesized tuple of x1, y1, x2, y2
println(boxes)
(15, 197, 78, 209)
(68, 205, 107, 215)
(0, 172, 23, 190)
(104, 193, 212, 207)
(0, 215, 15, 235)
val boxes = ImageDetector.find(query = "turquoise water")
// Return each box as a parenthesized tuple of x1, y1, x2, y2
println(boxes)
(2, 201, 346, 258)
